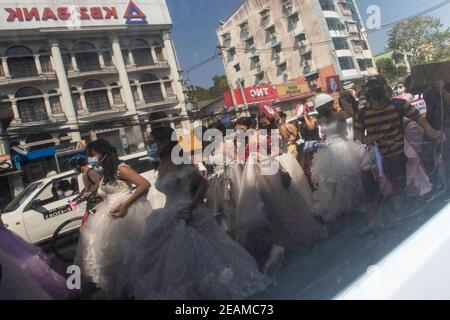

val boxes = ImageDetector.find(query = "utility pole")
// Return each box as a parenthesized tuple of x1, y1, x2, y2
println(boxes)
(218, 45, 238, 109)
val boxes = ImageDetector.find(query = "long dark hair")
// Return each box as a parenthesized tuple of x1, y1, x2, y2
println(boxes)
(151, 126, 180, 158)
(87, 139, 120, 184)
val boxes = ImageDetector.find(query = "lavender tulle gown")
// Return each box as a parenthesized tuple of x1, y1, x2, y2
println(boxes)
(0, 228, 72, 300)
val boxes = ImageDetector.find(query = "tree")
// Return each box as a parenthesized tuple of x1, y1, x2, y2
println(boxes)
(189, 75, 229, 102)
(376, 58, 397, 83)
(387, 16, 450, 66)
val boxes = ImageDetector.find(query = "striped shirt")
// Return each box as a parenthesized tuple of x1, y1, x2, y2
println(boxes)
(354, 99, 420, 159)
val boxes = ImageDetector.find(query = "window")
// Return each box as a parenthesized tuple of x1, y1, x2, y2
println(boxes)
(260, 9, 270, 27)
(101, 46, 114, 67)
(320, 0, 335, 11)
(49, 92, 63, 114)
(3, 182, 42, 213)
(339, 57, 355, 70)
(333, 38, 349, 50)
(288, 13, 300, 32)
(61, 47, 73, 72)
(155, 47, 165, 62)
(140, 74, 163, 103)
(278, 62, 287, 73)
(358, 58, 374, 70)
(282, 0, 293, 16)
(255, 72, 264, 85)
(131, 81, 140, 102)
(34, 175, 79, 206)
(74, 42, 100, 72)
(165, 81, 174, 97)
(122, 49, 130, 65)
(83, 80, 111, 112)
(123, 156, 155, 174)
(39, 50, 52, 73)
(346, 22, 359, 34)
(15, 87, 48, 123)
(6, 46, 38, 79)
(245, 38, 255, 53)
(339, 1, 353, 16)
(131, 39, 154, 66)
(234, 63, 241, 72)
(0, 95, 12, 117)
(326, 18, 345, 31)
(71, 87, 83, 111)
(111, 84, 123, 105)
(240, 22, 250, 39)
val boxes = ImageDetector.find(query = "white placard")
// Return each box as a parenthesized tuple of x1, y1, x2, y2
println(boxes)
(0, 0, 172, 30)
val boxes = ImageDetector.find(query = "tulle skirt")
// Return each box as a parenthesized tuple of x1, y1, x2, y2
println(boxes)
(0, 228, 71, 300)
(311, 136, 366, 222)
(404, 121, 432, 196)
(206, 164, 243, 234)
(74, 192, 152, 299)
(125, 198, 270, 300)
(235, 154, 327, 266)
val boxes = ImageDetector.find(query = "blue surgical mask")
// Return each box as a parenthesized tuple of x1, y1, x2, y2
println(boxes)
(147, 143, 159, 161)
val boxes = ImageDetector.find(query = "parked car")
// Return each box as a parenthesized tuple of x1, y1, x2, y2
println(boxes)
(0, 151, 164, 245)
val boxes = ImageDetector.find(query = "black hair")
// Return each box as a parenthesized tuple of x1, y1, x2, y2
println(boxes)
(365, 75, 391, 105)
(208, 121, 226, 136)
(151, 126, 180, 158)
(148, 111, 169, 130)
(235, 116, 257, 130)
(258, 112, 276, 130)
(87, 139, 120, 184)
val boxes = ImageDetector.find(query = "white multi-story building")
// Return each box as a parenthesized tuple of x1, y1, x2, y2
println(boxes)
(217, 0, 376, 93)
(0, 0, 186, 186)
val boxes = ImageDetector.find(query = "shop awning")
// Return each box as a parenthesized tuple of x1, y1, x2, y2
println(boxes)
(28, 146, 56, 160)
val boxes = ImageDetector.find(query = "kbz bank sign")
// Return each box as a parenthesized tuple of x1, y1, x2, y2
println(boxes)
(0, 0, 172, 30)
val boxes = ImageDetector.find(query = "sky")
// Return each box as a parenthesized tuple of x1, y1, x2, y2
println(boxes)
(166, 0, 450, 88)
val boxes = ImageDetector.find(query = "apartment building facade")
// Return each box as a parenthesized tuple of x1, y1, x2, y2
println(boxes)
(217, 0, 376, 101)
(0, 0, 187, 191)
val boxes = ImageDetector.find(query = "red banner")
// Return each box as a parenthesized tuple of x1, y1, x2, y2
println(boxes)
(224, 85, 279, 107)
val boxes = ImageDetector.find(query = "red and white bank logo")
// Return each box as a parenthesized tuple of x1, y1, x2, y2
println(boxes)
(3, 0, 148, 25)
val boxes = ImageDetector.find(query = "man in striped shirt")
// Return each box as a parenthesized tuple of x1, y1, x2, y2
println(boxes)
(354, 76, 444, 225)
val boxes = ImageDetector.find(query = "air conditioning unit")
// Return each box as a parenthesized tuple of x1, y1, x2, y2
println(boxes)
(304, 61, 310, 67)
(297, 40, 306, 47)
(270, 33, 278, 40)
(274, 53, 280, 58)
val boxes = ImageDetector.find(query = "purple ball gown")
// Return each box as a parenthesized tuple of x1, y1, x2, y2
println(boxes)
(0, 227, 73, 300)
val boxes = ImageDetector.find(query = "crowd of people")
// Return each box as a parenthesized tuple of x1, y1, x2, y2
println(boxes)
(0, 74, 448, 300)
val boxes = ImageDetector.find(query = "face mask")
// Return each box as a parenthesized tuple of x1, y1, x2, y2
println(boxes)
(147, 143, 159, 161)
(359, 99, 367, 108)
(395, 86, 405, 95)
(57, 190, 63, 197)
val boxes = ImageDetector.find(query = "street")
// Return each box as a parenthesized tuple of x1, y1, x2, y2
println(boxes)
(40, 190, 449, 300)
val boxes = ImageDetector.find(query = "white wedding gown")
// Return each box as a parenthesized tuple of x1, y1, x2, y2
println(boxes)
(75, 164, 152, 299)
(125, 165, 270, 300)
(311, 122, 365, 222)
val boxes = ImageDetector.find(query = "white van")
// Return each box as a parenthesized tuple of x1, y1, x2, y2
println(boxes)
(1, 151, 164, 245)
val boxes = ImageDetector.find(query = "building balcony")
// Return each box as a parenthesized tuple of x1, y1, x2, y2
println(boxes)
(323, 10, 340, 19)
(0, 72, 57, 86)
(335, 49, 353, 58)
(136, 96, 179, 111)
(329, 30, 348, 38)
(354, 49, 371, 59)
(67, 67, 118, 80)
(126, 61, 171, 73)
(8, 113, 67, 130)
(77, 104, 128, 121)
